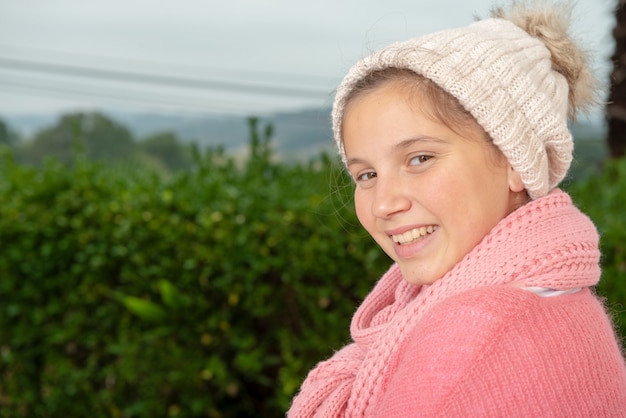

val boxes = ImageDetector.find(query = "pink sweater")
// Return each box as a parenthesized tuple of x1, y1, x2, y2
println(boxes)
(378, 285, 626, 416)
(288, 190, 626, 417)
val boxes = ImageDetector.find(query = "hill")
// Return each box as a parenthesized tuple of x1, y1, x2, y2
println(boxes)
(1, 107, 606, 163)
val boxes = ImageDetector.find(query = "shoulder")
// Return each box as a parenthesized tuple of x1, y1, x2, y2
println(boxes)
(379, 287, 534, 403)
(413, 285, 546, 350)
(406, 284, 614, 367)
(418, 283, 609, 335)
(377, 285, 626, 417)
(423, 284, 538, 322)
(377, 285, 535, 415)
(402, 285, 542, 368)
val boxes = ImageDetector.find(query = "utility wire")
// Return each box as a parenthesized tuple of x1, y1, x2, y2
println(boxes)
(0, 43, 340, 85)
(0, 77, 300, 115)
(0, 57, 334, 99)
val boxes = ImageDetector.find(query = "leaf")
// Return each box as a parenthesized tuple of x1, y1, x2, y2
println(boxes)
(157, 279, 188, 309)
(116, 293, 166, 322)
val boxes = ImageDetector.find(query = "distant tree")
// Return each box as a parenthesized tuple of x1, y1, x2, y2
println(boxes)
(139, 131, 192, 171)
(607, 0, 626, 158)
(0, 119, 19, 148)
(21, 112, 137, 165)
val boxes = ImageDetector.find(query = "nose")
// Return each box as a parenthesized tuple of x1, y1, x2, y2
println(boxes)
(371, 175, 411, 219)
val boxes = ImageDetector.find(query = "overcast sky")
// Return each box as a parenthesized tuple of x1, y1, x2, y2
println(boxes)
(0, 0, 616, 118)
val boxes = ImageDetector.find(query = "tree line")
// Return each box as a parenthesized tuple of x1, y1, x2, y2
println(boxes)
(0, 112, 195, 173)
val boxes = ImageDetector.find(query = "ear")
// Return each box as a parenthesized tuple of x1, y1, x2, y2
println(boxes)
(507, 166, 525, 193)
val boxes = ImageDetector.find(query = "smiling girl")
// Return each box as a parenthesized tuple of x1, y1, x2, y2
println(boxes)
(288, 1, 626, 417)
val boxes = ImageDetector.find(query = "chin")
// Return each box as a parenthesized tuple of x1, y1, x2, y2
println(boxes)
(399, 267, 440, 286)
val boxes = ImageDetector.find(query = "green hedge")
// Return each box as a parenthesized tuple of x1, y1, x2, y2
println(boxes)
(0, 127, 389, 417)
(567, 157, 626, 340)
(0, 130, 623, 417)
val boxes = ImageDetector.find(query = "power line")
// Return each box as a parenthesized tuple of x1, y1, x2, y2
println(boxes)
(0, 43, 341, 85)
(0, 77, 310, 115)
(0, 57, 334, 99)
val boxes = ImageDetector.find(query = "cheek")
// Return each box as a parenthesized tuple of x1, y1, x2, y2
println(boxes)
(353, 190, 373, 230)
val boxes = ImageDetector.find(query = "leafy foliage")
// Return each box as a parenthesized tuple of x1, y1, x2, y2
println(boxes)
(8, 112, 194, 175)
(16, 113, 137, 166)
(0, 120, 19, 148)
(0, 115, 623, 417)
(138, 131, 194, 172)
(0, 119, 389, 417)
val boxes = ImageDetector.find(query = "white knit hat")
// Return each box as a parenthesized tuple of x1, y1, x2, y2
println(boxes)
(332, 2, 599, 199)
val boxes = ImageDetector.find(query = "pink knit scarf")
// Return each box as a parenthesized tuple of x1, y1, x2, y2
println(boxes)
(288, 190, 600, 417)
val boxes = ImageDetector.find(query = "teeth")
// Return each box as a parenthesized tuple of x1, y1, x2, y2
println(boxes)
(392, 226, 437, 245)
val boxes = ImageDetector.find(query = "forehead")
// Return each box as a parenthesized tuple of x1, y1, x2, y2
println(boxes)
(343, 75, 485, 136)
(342, 83, 448, 153)
(343, 79, 422, 123)
(343, 79, 478, 139)
(341, 80, 504, 163)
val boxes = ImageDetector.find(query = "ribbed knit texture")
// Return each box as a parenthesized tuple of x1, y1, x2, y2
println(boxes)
(332, 18, 574, 199)
(287, 190, 626, 417)
(377, 285, 626, 417)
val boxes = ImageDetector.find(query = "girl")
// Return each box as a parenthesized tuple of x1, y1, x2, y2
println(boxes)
(288, 1, 626, 417)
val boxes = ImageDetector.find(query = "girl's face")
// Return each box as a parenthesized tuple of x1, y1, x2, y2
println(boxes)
(343, 81, 525, 285)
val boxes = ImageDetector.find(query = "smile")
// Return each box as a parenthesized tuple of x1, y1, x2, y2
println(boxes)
(391, 226, 438, 245)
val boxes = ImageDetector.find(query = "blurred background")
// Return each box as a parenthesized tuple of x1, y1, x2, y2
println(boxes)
(0, 1, 624, 417)
(0, 0, 613, 158)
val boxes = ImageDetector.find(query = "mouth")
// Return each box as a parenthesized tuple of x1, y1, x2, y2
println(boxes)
(391, 225, 438, 245)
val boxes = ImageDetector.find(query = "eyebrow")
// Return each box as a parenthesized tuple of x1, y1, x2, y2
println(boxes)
(346, 136, 446, 167)
(346, 156, 369, 168)
(393, 136, 447, 151)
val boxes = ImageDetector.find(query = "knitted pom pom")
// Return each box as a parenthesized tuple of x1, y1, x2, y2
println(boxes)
(491, 1, 600, 120)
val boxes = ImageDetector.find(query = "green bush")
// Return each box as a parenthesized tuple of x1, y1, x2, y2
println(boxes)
(568, 156, 626, 340)
(0, 122, 623, 417)
(0, 122, 389, 417)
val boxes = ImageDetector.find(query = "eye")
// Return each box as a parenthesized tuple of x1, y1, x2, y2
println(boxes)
(409, 155, 432, 166)
(355, 171, 377, 182)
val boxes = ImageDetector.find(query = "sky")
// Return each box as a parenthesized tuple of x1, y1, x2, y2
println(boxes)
(0, 0, 617, 119)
